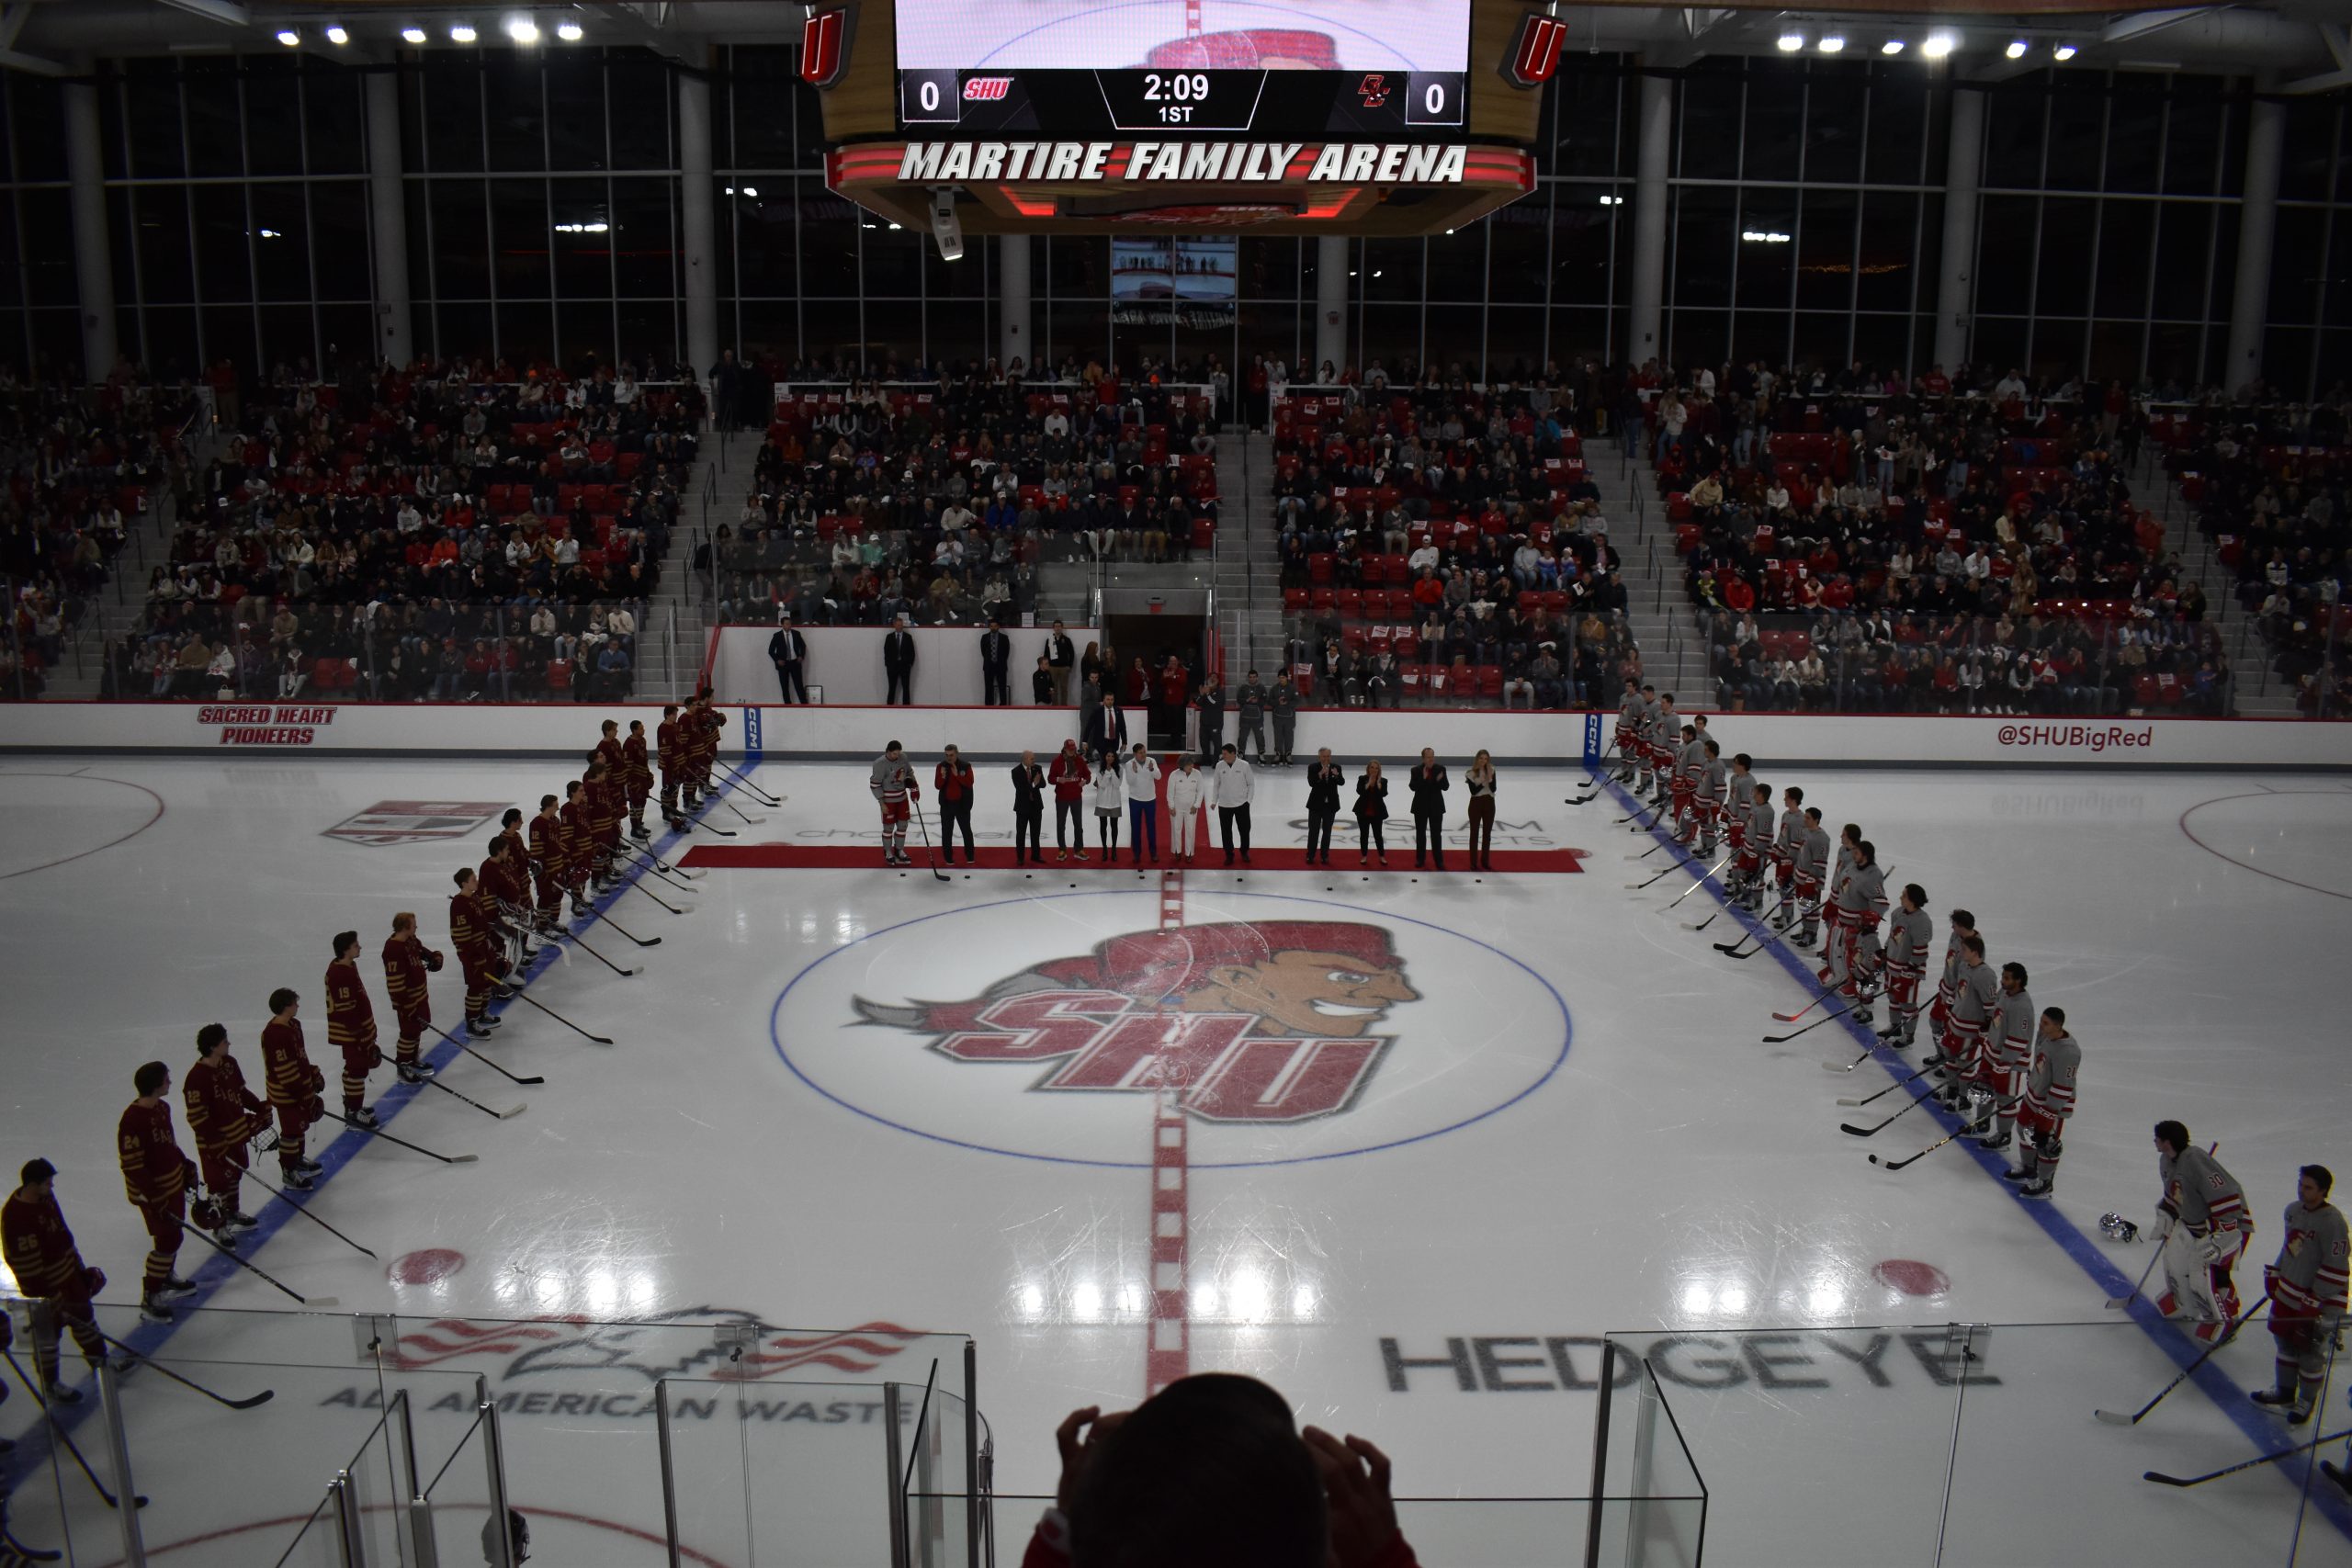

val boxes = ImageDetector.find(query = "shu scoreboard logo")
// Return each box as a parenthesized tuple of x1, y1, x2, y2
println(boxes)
(323, 800, 511, 848)
(855, 919, 1418, 1123)
(780, 894, 1573, 1167)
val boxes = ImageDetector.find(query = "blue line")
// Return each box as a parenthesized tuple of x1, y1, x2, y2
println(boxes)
(0, 744, 759, 1502)
(769, 888, 1572, 1168)
(1600, 772, 2352, 1542)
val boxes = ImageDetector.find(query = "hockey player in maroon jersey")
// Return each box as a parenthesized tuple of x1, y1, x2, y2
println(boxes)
(183, 1022, 264, 1235)
(584, 761, 624, 888)
(450, 868, 507, 1037)
(560, 778, 594, 913)
(3, 1158, 109, 1401)
(528, 793, 567, 935)
(2154, 1122, 2251, 1337)
(594, 717, 627, 783)
(2003, 1007, 2079, 1199)
(324, 930, 383, 1128)
(624, 718, 654, 840)
(478, 834, 534, 969)
(382, 911, 445, 1085)
(259, 987, 326, 1189)
(869, 739, 921, 867)
(657, 703, 686, 829)
(117, 1060, 202, 1322)
(1877, 884, 1933, 1049)
(2255, 1165, 2349, 1425)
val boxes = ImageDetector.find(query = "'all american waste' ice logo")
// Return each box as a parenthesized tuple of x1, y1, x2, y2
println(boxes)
(774, 891, 1571, 1168)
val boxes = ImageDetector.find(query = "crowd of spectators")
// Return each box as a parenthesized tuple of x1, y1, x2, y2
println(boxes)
(1265, 371, 1640, 710)
(1646, 357, 2239, 716)
(2161, 395, 2351, 716)
(0, 369, 194, 699)
(103, 354, 699, 703)
(711, 358, 1222, 631)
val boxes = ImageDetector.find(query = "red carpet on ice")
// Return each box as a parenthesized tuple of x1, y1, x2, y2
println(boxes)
(678, 845, 1589, 873)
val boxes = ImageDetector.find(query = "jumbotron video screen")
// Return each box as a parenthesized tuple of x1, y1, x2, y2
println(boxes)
(895, 0, 1472, 139)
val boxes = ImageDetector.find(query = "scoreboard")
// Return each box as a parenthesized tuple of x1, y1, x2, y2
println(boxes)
(894, 0, 1471, 138)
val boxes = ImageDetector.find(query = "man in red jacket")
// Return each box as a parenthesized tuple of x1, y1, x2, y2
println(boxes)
(1048, 739, 1091, 863)
(934, 744, 977, 865)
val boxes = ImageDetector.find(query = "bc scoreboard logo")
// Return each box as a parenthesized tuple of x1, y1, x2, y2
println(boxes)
(774, 892, 1572, 1167)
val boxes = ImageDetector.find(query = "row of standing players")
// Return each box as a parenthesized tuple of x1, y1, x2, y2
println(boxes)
(1614, 684, 2349, 1429)
(0, 700, 734, 1414)
(865, 739, 1504, 871)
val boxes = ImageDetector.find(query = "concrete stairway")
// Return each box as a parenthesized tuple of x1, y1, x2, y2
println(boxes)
(1214, 432, 1282, 677)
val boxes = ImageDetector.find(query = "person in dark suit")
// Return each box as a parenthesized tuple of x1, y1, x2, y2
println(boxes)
(1032, 654, 1056, 705)
(1408, 747, 1450, 869)
(1304, 747, 1344, 865)
(1009, 749, 1046, 865)
(1354, 760, 1390, 866)
(767, 615, 808, 704)
(1046, 622, 1076, 704)
(979, 621, 1012, 705)
(883, 615, 916, 705)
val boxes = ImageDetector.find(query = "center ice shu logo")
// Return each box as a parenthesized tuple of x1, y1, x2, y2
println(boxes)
(386, 1309, 922, 1382)
(854, 920, 1419, 1123)
(324, 800, 513, 848)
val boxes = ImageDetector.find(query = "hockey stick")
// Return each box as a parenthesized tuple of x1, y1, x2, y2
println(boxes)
(417, 1073, 526, 1120)
(506, 987, 615, 1045)
(2107, 1218, 2176, 1310)
(1839, 1086, 1939, 1136)
(425, 1022, 543, 1085)
(1762, 1000, 1861, 1043)
(1838, 1062, 1941, 1108)
(570, 930, 641, 977)
(329, 1111, 480, 1164)
(911, 804, 950, 884)
(1824, 1041, 1878, 1072)
(0, 1520, 62, 1561)
(1626, 851, 1700, 891)
(717, 760, 784, 806)
(96, 1329, 274, 1410)
(1869, 1120, 1985, 1171)
(616, 840, 703, 890)
(2093, 1292, 2272, 1427)
(1772, 979, 1844, 1023)
(2146, 1426, 2352, 1488)
(717, 792, 767, 825)
(183, 1224, 340, 1307)
(243, 1169, 380, 1258)
(1625, 841, 1668, 862)
(0, 1346, 142, 1508)
(1659, 853, 1735, 909)
(625, 876, 693, 915)
(684, 813, 737, 837)
(1715, 896, 1793, 956)
(581, 905, 660, 947)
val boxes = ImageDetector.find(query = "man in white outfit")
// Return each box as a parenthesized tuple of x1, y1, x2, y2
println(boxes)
(1166, 754, 1206, 863)
(1213, 742, 1255, 865)
(1122, 742, 1163, 864)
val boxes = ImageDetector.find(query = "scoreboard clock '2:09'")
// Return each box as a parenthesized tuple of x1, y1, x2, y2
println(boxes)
(894, 0, 1470, 139)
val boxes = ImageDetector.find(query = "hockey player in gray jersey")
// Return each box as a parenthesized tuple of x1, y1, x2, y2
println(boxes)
(1938, 933, 2000, 1122)
(1972, 962, 2036, 1153)
(1819, 823, 1860, 964)
(2255, 1165, 2349, 1425)
(1616, 686, 1649, 784)
(1669, 726, 1706, 842)
(2003, 1007, 2079, 1198)
(1719, 752, 1755, 895)
(1831, 841, 1890, 1024)
(1791, 809, 1832, 947)
(1770, 787, 1806, 929)
(2154, 1122, 2251, 1335)
(1645, 695, 1678, 800)
(867, 740, 921, 867)
(1694, 740, 1728, 858)
(1927, 908, 1980, 1075)
(1877, 884, 1933, 1047)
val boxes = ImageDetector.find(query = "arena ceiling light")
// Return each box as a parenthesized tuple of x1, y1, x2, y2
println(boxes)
(1817, 34, 1844, 53)
(275, 27, 300, 45)
(324, 25, 348, 45)
(401, 27, 428, 44)
(449, 22, 478, 42)
(1776, 29, 1804, 51)
(1922, 31, 1957, 58)
(557, 20, 583, 41)
(1881, 39, 1905, 54)
(505, 16, 540, 44)
(2052, 43, 2078, 61)
(2005, 38, 2029, 59)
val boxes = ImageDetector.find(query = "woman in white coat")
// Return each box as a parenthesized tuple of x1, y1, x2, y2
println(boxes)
(1164, 754, 1207, 863)
(1088, 751, 1125, 863)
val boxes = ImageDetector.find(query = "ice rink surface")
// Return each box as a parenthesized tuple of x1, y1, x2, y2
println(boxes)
(2, 750, 2348, 1564)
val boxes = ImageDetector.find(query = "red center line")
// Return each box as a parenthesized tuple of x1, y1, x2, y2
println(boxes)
(1145, 865, 1191, 1397)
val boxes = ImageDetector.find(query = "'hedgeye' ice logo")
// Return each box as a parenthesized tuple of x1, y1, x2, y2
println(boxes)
(855, 920, 1419, 1122)
(776, 894, 1573, 1168)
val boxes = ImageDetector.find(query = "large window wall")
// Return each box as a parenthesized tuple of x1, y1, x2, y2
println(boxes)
(0, 51, 2341, 392)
